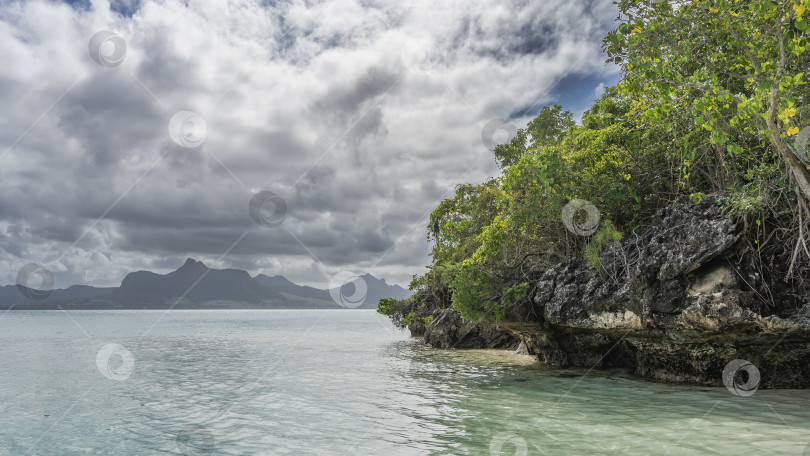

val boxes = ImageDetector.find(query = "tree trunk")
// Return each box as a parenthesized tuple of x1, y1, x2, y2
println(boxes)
(766, 117, 810, 205)
(765, 39, 810, 204)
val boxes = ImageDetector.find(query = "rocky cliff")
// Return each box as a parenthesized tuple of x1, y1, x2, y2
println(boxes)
(419, 197, 810, 388)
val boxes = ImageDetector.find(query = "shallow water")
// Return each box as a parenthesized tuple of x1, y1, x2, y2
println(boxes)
(0, 309, 808, 455)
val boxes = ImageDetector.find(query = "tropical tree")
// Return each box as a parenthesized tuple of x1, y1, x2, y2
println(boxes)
(605, 0, 810, 202)
(493, 105, 577, 168)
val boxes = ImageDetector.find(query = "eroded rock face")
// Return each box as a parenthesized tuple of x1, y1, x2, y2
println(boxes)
(423, 309, 520, 350)
(419, 197, 810, 388)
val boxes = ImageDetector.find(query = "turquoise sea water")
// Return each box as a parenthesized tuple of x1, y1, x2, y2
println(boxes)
(0, 309, 808, 455)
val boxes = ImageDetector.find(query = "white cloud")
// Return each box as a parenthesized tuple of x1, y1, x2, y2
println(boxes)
(594, 82, 606, 99)
(0, 0, 619, 288)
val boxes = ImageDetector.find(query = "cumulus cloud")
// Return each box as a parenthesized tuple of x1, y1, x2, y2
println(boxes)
(0, 0, 620, 288)
(594, 82, 607, 99)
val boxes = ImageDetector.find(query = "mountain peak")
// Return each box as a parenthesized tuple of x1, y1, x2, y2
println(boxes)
(181, 258, 207, 269)
(359, 273, 388, 286)
(4, 262, 412, 309)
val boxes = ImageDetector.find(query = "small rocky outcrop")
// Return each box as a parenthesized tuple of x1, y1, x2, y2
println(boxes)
(421, 197, 810, 388)
(423, 309, 520, 349)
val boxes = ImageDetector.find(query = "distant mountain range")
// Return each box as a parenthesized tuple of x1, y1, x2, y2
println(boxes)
(0, 259, 411, 310)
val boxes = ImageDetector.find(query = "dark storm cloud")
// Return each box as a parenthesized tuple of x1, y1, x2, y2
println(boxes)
(313, 66, 400, 116)
(309, 66, 399, 143)
(134, 37, 202, 95)
(0, 0, 620, 288)
(454, 16, 559, 63)
(58, 73, 165, 167)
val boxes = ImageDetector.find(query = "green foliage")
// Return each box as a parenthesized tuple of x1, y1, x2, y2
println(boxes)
(449, 261, 502, 322)
(400, 310, 435, 326)
(440, 94, 663, 320)
(502, 282, 529, 305)
(494, 105, 576, 168)
(584, 221, 624, 269)
(689, 192, 706, 205)
(401, 311, 420, 326)
(428, 180, 502, 266)
(377, 298, 399, 317)
(380, 0, 810, 328)
(416, 86, 680, 321)
(605, 0, 810, 203)
(378, 294, 439, 329)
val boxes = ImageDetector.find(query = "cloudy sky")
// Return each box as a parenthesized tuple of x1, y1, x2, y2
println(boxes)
(0, 0, 620, 289)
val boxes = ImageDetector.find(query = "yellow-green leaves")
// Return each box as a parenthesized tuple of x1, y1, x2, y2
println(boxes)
(727, 144, 745, 155)
(607, 0, 809, 180)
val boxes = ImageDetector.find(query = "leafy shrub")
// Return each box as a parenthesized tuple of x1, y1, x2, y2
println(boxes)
(584, 221, 623, 269)
(381, 0, 810, 325)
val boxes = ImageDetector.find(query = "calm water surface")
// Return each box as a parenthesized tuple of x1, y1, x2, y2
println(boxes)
(0, 310, 808, 455)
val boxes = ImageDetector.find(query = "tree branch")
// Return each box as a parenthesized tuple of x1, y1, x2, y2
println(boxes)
(728, 26, 762, 75)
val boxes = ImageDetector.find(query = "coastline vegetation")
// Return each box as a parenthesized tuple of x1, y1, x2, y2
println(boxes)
(380, 0, 810, 325)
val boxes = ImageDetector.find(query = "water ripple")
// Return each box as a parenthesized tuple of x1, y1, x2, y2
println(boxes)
(0, 310, 809, 455)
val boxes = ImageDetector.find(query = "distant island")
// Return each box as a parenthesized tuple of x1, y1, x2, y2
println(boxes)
(2, 258, 411, 310)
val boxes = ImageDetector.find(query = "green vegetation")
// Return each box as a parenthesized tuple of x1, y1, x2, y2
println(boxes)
(381, 0, 810, 324)
(377, 297, 434, 329)
(584, 221, 624, 269)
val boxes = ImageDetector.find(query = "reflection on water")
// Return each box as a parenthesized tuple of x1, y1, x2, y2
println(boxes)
(0, 310, 808, 455)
